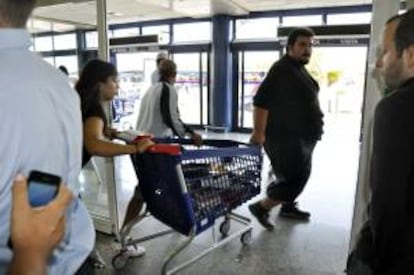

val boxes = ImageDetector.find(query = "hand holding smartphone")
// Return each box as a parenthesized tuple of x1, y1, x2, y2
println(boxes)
(8, 170, 61, 249)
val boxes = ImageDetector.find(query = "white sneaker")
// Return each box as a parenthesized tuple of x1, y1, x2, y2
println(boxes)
(124, 245, 146, 257)
(89, 249, 106, 269)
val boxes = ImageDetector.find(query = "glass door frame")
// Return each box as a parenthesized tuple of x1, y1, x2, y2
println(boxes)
(111, 47, 168, 131)
(170, 44, 211, 128)
(232, 38, 369, 132)
(310, 38, 369, 139)
(232, 41, 283, 132)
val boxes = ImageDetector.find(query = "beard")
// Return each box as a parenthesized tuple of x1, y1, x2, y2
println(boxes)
(372, 68, 387, 96)
(383, 59, 404, 91)
(298, 56, 310, 65)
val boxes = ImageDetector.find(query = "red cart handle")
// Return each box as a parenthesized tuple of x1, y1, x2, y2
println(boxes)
(133, 135, 153, 142)
(133, 135, 181, 156)
(148, 144, 182, 155)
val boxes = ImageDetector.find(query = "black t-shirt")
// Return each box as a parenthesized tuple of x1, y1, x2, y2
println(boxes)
(82, 104, 107, 167)
(253, 55, 323, 141)
(369, 78, 414, 273)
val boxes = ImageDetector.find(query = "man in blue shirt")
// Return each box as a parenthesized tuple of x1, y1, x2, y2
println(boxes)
(0, 1, 95, 274)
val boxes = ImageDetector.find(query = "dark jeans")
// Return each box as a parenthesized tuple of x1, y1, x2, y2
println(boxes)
(264, 136, 316, 202)
(346, 252, 373, 275)
(346, 221, 374, 275)
(75, 256, 96, 275)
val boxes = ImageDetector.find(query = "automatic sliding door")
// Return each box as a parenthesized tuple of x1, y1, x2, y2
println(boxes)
(301, 46, 368, 229)
(308, 47, 367, 128)
(115, 52, 157, 130)
(238, 51, 278, 128)
(173, 52, 207, 126)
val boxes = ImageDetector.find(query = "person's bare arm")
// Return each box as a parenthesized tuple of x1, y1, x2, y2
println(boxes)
(250, 107, 269, 146)
(84, 117, 152, 156)
(104, 127, 119, 140)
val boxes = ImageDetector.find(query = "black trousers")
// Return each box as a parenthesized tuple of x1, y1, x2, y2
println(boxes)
(346, 252, 373, 275)
(75, 256, 96, 275)
(264, 136, 316, 202)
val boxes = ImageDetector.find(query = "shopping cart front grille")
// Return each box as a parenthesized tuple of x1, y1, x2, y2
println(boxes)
(133, 139, 262, 235)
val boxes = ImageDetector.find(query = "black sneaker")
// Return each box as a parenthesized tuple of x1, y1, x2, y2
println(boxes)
(279, 202, 310, 221)
(248, 202, 274, 230)
(88, 249, 106, 269)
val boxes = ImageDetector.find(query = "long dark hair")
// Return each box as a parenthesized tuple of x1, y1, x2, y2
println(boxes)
(75, 59, 117, 118)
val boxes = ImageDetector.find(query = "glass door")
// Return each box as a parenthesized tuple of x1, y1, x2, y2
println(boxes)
(306, 46, 368, 134)
(114, 51, 158, 130)
(301, 46, 368, 227)
(238, 51, 279, 128)
(172, 52, 208, 126)
(55, 55, 79, 85)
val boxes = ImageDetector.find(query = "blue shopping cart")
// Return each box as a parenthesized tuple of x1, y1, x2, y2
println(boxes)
(112, 138, 262, 274)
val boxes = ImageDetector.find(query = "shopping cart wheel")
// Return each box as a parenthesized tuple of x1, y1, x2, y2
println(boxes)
(240, 230, 252, 245)
(112, 253, 129, 270)
(219, 220, 231, 236)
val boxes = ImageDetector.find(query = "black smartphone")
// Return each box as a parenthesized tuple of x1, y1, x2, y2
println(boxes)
(27, 170, 61, 207)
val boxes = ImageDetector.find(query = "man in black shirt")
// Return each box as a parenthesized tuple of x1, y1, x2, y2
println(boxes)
(249, 27, 323, 230)
(348, 10, 414, 275)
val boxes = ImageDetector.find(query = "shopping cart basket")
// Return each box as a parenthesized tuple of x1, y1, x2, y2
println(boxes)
(112, 138, 262, 274)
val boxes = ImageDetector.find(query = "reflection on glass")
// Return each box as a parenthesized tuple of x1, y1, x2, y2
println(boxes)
(282, 15, 322, 26)
(114, 52, 206, 129)
(173, 22, 211, 43)
(142, 25, 170, 44)
(115, 52, 158, 130)
(239, 51, 278, 128)
(174, 53, 202, 125)
(236, 18, 279, 40)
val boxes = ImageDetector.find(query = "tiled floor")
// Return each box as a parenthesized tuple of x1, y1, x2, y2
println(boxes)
(81, 113, 361, 275)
